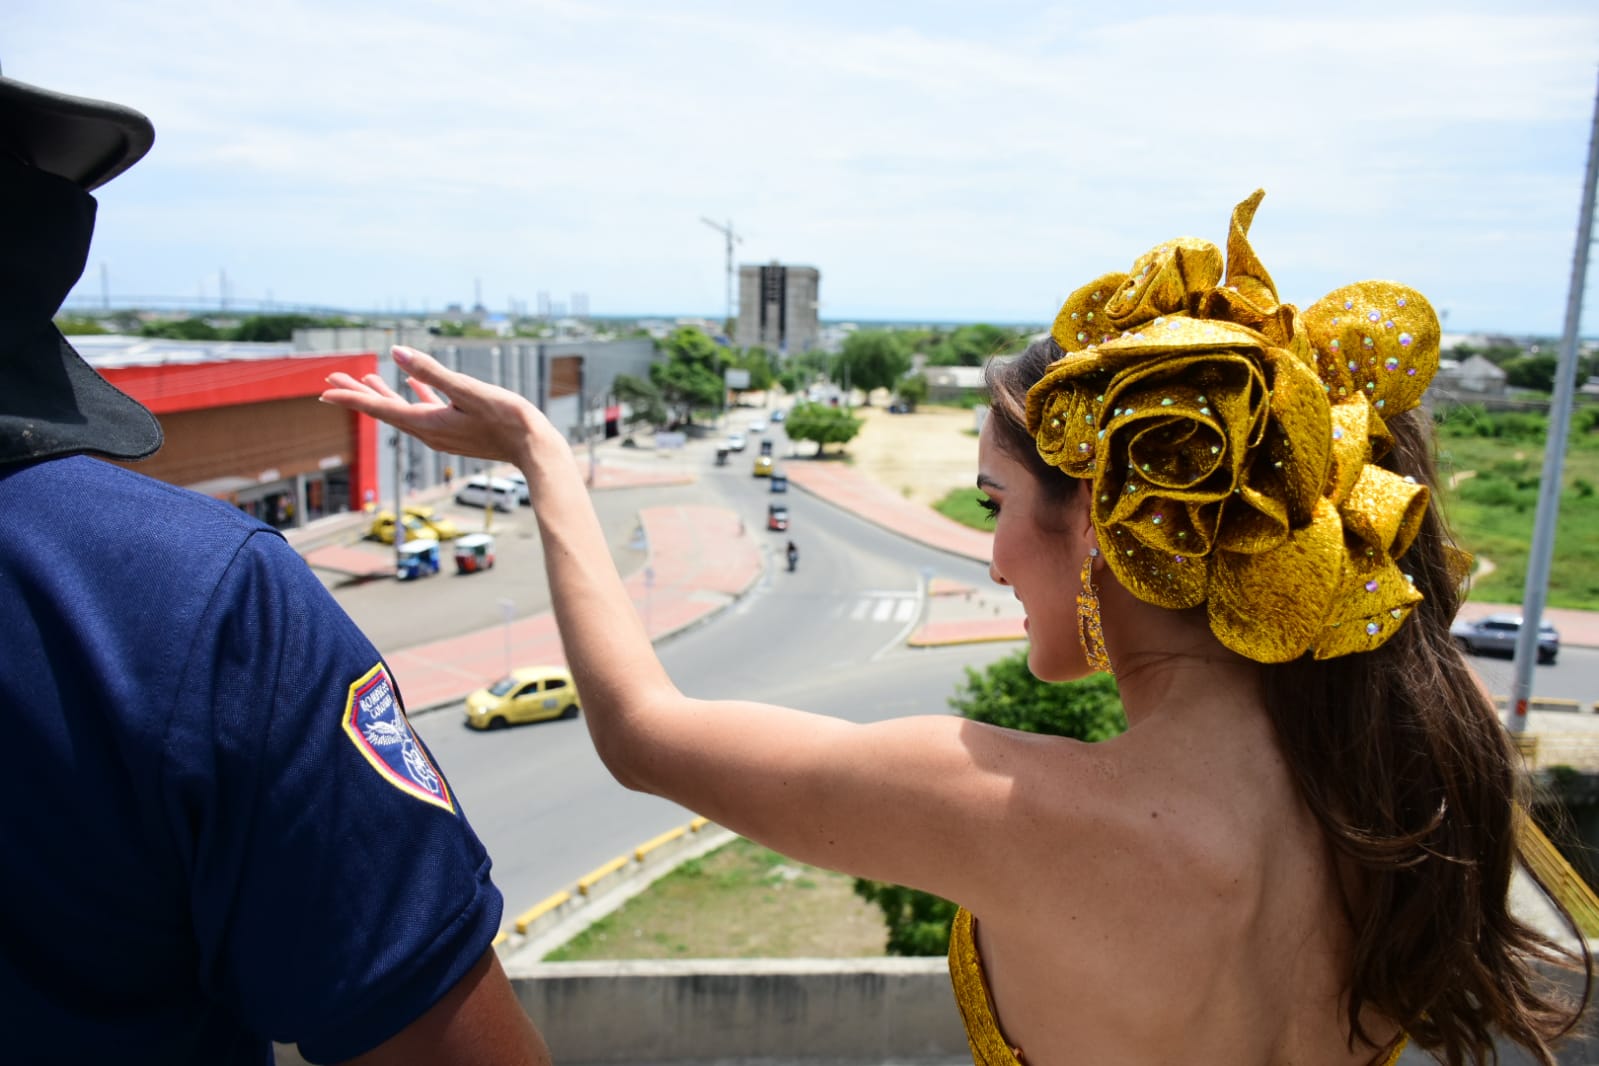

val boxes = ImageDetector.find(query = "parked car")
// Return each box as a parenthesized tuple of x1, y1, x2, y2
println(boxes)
(767, 503, 789, 531)
(753, 455, 774, 477)
(1450, 614, 1560, 664)
(368, 511, 439, 545)
(454, 474, 519, 512)
(502, 471, 532, 506)
(464, 667, 581, 730)
(400, 504, 461, 540)
(725, 432, 747, 452)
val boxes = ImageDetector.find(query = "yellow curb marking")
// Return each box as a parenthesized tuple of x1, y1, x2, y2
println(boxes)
(635, 825, 687, 862)
(577, 855, 629, 895)
(502, 818, 721, 943)
(514, 890, 573, 935)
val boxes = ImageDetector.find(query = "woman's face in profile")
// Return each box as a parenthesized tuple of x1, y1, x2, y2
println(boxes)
(977, 418, 1091, 681)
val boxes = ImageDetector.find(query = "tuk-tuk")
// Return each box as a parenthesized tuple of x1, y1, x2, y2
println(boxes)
(396, 539, 441, 581)
(453, 532, 496, 574)
(715, 447, 729, 466)
(767, 503, 790, 532)
(769, 472, 788, 493)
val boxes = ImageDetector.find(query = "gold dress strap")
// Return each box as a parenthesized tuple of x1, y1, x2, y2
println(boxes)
(948, 907, 1408, 1066)
(948, 907, 1025, 1065)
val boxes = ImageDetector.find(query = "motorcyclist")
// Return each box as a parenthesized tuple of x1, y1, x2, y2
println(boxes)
(786, 540, 798, 572)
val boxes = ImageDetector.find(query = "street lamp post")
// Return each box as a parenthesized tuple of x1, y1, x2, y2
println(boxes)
(1506, 70, 1599, 735)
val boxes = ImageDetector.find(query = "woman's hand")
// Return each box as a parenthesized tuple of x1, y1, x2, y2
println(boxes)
(320, 346, 558, 468)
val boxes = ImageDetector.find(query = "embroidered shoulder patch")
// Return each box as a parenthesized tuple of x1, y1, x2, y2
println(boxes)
(341, 664, 455, 814)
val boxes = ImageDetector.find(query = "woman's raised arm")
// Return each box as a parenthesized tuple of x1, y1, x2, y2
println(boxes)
(319, 347, 1086, 905)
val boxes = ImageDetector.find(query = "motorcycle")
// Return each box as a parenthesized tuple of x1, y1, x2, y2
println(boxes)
(786, 541, 798, 572)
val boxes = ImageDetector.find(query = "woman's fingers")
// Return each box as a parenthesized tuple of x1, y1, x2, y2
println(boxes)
(322, 344, 551, 465)
(363, 373, 409, 402)
(408, 378, 447, 406)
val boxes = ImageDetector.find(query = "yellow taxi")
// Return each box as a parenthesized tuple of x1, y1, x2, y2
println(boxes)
(367, 507, 461, 544)
(752, 454, 774, 477)
(367, 511, 438, 545)
(402, 505, 461, 540)
(464, 667, 581, 730)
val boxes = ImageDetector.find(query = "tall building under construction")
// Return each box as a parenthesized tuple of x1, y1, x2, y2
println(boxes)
(735, 262, 819, 355)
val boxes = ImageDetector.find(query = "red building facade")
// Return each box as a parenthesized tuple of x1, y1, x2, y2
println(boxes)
(101, 351, 381, 530)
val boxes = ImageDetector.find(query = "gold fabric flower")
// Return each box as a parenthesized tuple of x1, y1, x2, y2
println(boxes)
(1026, 191, 1440, 663)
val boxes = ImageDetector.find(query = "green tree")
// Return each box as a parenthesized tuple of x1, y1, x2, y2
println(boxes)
(833, 330, 909, 401)
(1503, 355, 1558, 393)
(949, 654, 1126, 740)
(54, 314, 107, 335)
(783, 400, 863, 454)
(734, 347, 776, 394)
(854, 652, 1126, 955)
(895, 373, 928, 411)
(650, 327, 726, 425)
(925, 323, 1025, 367)
(433, 321, 499, 338)
(140, 317, 224, 341)
(230, 314, 321, 342)
(611, 372, 666, 434)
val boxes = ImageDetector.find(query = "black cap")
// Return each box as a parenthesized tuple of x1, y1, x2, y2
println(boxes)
(0, 62, 162, 466)
(0, 61, 153, 189)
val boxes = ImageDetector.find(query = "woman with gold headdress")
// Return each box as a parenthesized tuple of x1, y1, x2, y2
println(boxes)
(323, 192, 1588, 1065)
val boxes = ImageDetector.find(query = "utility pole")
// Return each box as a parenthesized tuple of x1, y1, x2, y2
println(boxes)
(700, 217, 741, 338)
(1507, 68, 1599, 735)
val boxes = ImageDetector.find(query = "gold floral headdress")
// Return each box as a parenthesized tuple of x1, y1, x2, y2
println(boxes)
(1026, 190, 1441, 663)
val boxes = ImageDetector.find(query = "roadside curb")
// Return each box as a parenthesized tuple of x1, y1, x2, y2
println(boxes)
(782, 461, 993, 566)
(495, 818, 736, 963)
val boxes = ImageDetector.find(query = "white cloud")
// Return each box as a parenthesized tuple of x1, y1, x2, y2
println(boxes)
(11, 0, 1598, 330)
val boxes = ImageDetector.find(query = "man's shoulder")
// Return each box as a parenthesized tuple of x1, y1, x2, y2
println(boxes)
(2, 454, 276, 543)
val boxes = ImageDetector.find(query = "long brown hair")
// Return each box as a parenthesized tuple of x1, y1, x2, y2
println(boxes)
(987, 338, 1591, 1065)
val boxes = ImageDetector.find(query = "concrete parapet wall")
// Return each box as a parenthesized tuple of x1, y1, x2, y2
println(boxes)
(503, 957, 969, 1064)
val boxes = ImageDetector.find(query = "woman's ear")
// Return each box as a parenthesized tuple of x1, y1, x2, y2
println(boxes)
(1073, 477, 1098, 542)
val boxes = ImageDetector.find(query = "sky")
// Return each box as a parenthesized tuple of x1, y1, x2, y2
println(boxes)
(11, 1, 1599, 334)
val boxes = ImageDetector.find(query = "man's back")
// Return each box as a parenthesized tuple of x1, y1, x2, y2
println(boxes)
(0, 456, 504, 1064)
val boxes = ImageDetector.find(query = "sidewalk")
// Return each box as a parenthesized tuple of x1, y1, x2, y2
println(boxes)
(285, 441, 745, 713)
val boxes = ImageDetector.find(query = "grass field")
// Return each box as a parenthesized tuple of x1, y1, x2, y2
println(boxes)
(933, 486, 995, 530)
(1433, 409, 1599, 610)
(543, 837, 889, 961)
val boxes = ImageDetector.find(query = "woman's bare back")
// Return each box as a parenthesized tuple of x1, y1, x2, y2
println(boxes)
(964, 701, 1401, 1065)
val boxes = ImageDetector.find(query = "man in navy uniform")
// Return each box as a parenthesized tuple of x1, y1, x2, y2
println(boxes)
(0, 62, 552, 1065)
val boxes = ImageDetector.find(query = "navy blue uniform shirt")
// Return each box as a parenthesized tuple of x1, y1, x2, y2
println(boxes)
(0, 456, 503, 1064)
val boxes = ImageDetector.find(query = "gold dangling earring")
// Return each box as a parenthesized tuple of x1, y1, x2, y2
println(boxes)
(1078, 548, 1114, 676)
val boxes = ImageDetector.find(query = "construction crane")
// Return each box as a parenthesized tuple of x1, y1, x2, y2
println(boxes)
(700, 217, 741, 339)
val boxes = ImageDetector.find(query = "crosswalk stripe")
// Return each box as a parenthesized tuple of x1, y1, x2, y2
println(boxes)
(893, 598, 916, 623)
(872, 598, 894, 622)
(850, 599, 870, 621)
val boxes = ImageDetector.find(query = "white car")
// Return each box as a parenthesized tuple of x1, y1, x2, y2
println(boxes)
(454, 474, 519, 513)
(748, 418, 767, 434)
(725, 432, 747, 452)
(502, 471, 531, 506)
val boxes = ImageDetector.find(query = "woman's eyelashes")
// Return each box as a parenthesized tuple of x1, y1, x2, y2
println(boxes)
(976, 495, 1000, 523)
